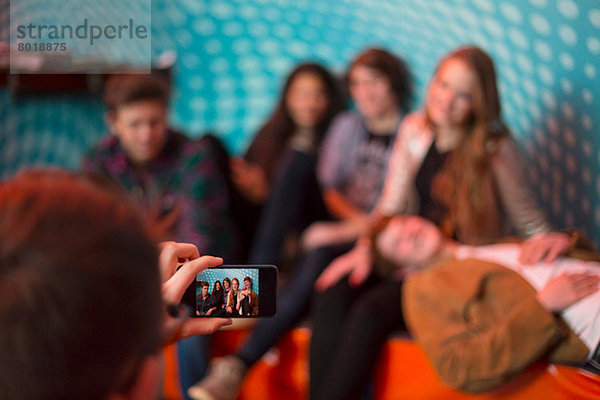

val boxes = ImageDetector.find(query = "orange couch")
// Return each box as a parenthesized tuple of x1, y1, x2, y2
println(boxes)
(163, 327, 600, 400)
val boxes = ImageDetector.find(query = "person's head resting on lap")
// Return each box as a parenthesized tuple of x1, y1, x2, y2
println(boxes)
(104, 73, 171, 167)
(375, 215, 457, 271)
(0, 169, 165, 400)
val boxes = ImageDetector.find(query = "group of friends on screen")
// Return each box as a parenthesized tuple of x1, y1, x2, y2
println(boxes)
(196, 277, 258, 317)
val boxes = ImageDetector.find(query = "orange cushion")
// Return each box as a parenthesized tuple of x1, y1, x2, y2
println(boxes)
(165, 328, 600, 400)
(373, 339, 600, 400)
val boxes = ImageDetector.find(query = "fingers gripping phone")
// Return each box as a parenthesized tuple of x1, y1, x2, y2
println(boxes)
(182, 265, 278, 318)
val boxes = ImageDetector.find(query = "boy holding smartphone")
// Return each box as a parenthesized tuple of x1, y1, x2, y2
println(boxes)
(0, 170, 231, 400)
(82, 73, 238, 399)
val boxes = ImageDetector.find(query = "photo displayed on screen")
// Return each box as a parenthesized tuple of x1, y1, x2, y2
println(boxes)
(195, 268, 259, 317)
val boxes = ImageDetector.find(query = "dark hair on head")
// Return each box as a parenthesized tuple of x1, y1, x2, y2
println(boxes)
(245, 62, 347, 182)
(347, 47, 413, 112)
(200, 281, 210, 288)
(243, 276, 253, 289)
(223, 277, 231, 286)
(104, 73, 170, 112)
(0, 169, 162, 400)
(213, 280, 222, 291)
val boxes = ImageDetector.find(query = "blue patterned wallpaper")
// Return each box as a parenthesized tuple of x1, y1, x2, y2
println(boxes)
(196, 267, 259, 296)
(1, 0, 599, 245)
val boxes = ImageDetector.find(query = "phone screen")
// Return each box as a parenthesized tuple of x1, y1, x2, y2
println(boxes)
(182, 265, 277, 318)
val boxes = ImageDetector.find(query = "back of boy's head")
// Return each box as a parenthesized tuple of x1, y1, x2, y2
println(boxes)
(0, 169, 163, 400)
(104, 73, 170, 113)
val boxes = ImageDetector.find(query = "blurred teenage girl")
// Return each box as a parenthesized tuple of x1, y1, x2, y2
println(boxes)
(188, 48, 412, 400)
(225, 278, 240, 316)
(242, 63, 346, 266)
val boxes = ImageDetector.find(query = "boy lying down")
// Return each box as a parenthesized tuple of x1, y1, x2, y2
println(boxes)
(376, 216, 600, 393)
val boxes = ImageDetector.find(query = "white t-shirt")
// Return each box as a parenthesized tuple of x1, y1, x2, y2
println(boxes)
(455, 243, 600, 355)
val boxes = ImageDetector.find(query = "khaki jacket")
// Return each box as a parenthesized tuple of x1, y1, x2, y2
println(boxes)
(403, 257, 589, 393)
(249, 290, 258, 316)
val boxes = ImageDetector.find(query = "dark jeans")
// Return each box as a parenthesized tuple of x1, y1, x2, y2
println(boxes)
(236, 242, 354, 366)
(249, 149, 330, 265)
(310, 275, 406, 400)
(240, 296, 253, 316)
(177, 334, 211, 400)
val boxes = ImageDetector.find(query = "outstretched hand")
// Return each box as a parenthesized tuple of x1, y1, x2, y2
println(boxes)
(159, 242, 232, 344)
(315, 241, 372, 291)
(302, 219, 368, 251)
(519, 232, 572, 265)
(302, 222, 344, 250)
(536, 272, 600, 312)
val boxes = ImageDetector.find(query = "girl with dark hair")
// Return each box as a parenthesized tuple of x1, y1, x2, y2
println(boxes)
(245, 62, 347, 266)
(310, 45, 573, 400)
(222, 277, 231, 303)
(188, 48, 413, 400)
(250, 49, 412, 265)
(231, 62, 346, 204)
(211, 280, 224, 309)
(224, 63, 346, 267)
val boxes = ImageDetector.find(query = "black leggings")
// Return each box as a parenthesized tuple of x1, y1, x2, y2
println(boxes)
(249, 148, 330, 265)
(310, 275, 406, 400)
(236, 243, 353, 367)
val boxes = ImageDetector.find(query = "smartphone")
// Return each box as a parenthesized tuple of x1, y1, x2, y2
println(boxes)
(182, 265, 278, 318)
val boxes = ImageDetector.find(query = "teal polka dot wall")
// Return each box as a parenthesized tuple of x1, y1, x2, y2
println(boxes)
(1, 0, 599, 246)
(196, 267, 260, 297)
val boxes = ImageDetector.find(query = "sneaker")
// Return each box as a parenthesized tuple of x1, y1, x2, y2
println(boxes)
(187, 355, 247, 400)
